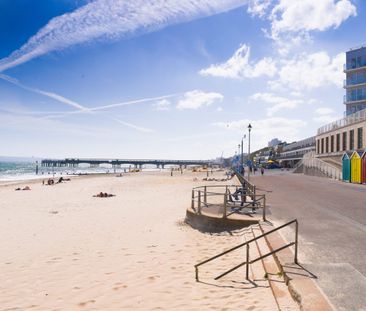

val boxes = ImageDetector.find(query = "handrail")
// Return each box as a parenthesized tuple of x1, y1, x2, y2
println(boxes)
(190, 186, 266, 221)
(194, 219, 298, 281)
(233, 169, 256, 196)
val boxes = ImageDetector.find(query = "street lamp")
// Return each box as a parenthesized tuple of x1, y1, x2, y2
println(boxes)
(241, 134, 246, 175)
(248, 123, 252, 181)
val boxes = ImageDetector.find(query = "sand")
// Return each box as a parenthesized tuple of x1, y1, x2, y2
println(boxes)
(0, 170, 286, 310)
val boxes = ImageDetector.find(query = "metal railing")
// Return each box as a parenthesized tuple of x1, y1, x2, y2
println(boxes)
(317, 108, 366, 135)
(191, 185, 266, 221)
(233, 169, 256, 196)
(194, 219, 299, 282)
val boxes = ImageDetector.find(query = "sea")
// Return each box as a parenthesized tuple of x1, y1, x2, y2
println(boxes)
(0, 161, 160, 182)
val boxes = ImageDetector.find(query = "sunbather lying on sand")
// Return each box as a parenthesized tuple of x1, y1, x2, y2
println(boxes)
(93, 192, 115, 198)
(15, 186, 31, 191)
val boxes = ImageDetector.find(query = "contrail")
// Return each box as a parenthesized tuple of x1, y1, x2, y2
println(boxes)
(0, 74, 89, 112)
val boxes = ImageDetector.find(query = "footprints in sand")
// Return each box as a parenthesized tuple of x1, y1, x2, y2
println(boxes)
(78, 299, 96, 307)
(147, 275, 160, 281)
(46, 257, 62, 264)
(112, 282, 128, 291)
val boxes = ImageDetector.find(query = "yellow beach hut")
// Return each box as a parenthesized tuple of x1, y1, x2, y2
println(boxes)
(350, 151, 362, 184)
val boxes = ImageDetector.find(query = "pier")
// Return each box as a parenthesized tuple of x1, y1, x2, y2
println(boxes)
(41, 158, 213, 169)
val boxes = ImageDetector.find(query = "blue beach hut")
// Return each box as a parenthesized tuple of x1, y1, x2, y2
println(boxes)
(342, 152, 352, 182)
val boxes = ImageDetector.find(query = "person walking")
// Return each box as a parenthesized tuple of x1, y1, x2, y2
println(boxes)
(261, 167, 264, 176)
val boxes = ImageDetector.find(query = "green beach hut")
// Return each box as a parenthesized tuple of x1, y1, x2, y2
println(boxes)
(342, 152, 352, 182)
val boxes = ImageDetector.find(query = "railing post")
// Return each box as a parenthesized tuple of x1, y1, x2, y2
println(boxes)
(204, 186, 207, 205)
(294, 220, 299, 264)
(223, 189, 227, 219)
(195, 266, 199, 282)
(246, 244, 250, 280)
(263, 195, 266, 222)
(198, 190, 201, 215)
(191, 189, 195, 211)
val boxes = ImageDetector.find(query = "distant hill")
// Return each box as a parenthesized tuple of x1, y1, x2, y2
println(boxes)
(0, 156, 42, 163)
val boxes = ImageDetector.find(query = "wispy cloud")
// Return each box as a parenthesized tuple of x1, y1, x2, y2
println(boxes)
(153, 99, 171, 111)
(111, 117, 155, 133)
(249, 92, 303, 116)
(213, 116, 307, 149)
(176, 90, 223, 110)
(0, 74, 89, 111)
(199, 44, 276, 79)
(0, 0, 246, 72)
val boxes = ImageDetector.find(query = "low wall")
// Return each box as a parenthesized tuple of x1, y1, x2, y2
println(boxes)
(303, 166, 329, 178)
(185, 208, 258, 233)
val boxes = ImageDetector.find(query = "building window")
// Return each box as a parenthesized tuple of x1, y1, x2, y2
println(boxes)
(326, 137, 329, 153)
(358, 127, 363, 149)
(321, 138, 324, 154)
(342, 132, 347, 151)
(350, 129, 354, 150)
(317, 139, 320, 154)
(336, 133, 340, 152)
(330, 135, 334, 153)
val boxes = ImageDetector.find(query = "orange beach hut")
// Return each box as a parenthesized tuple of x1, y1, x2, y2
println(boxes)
(350, 151, 362, 184)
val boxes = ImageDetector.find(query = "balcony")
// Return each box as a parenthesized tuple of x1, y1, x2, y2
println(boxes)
(344, 94, 366, 104)
(344, 77, 366, 88)
(344, 62, 366, 72)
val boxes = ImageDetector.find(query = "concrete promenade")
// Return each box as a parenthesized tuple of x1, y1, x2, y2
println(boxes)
(251, 170, 366, 311)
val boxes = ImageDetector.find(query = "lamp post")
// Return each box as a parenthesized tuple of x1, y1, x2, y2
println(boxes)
(241, 134, 246, 175)
(237, 144, 240, 170)
(248, 123, 252, 181)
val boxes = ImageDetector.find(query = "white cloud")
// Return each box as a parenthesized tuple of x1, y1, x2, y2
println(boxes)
(199, 44, 276, 79)
(269, 0, 357, 54)
(247, 0, 271, 18)
(213, 117, 307, 149)
(269, 51, 344, 91)
(315, 107, 335, 115)
(0, 0, 247, 72)
(313, 106, 339, 123)
(249, 92, 302, 116)
(176, 90, 223, 110)
(153, 99, 171, 111)
(313, 115, 339, 124)
(270, 0, 357, 37)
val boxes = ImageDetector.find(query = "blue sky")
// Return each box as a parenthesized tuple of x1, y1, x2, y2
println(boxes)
(0, 0, 364, 159)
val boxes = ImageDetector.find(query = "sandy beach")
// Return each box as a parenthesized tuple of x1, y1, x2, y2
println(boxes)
(0, 170, 289, 310)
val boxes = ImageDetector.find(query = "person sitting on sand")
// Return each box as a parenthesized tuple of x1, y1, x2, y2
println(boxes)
(93, 192, 115, 198)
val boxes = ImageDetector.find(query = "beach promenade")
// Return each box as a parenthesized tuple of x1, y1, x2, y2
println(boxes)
(0, 170, 297, 311)
(252, 170, 366, 311)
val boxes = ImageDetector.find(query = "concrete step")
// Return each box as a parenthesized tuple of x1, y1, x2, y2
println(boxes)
(259, 222, 335, 311)
(250, 224, 299, 310)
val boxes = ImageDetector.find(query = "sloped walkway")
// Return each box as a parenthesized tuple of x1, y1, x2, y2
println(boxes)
(252, 171, 366, 310)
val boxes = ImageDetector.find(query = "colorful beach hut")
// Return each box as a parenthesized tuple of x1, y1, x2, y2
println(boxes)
(362, 150, 366, 184)
(350, 151, 362, 184)
(342, 152, 352, 182)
